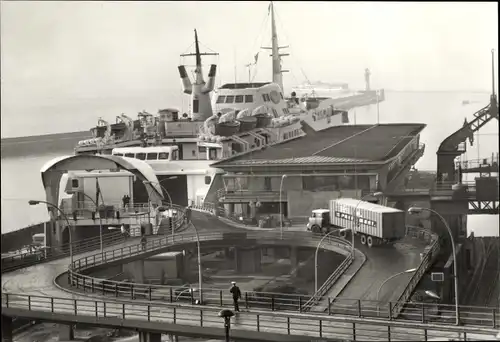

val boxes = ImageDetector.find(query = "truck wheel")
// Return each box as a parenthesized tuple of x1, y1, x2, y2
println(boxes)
(321, 226, 329, 235)
(311, 225, 321, 233)
(367, 236, 374, 248)
(360, 234, 367, 245)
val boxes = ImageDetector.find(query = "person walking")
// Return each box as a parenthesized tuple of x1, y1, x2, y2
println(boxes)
(230, 281, 242, 312)
(140, 236, 147, 251)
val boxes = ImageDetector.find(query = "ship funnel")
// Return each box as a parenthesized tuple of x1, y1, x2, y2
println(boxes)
(178, 66, 192, 95)
(203, 64, 217, 94)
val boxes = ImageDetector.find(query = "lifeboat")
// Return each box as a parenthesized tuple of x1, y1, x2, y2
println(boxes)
(215, 111, 240, 136)
(236, 108, 257, 132)
(252, 106, 272, 128)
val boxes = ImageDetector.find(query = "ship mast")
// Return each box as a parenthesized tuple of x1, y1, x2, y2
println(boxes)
(262, 2, 289, 93)
(178, 29, 219, 121)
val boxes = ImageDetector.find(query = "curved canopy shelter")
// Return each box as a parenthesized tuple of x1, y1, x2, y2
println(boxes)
(40, 154, 164, 219)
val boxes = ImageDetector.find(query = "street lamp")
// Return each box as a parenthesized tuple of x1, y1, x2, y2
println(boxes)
(143, 180, 174, 208)
(408, 206, 460, 325)
(143, 180, 174, 238)
(29, 200, 74, 266)
(218, 309, 235, 342)
(376, 268, 417, 315)
(353, 191, 384, 250)
(80, 192, 104, 256)
(315, 228, 350, 292)
(279, 174, 287, 240)
(187, 222, 203, 304)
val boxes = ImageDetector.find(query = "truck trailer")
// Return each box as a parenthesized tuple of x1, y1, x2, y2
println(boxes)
(306, 198, 406, 247)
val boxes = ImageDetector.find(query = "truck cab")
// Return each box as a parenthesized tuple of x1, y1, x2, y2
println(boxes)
(306, 209, 330, 233)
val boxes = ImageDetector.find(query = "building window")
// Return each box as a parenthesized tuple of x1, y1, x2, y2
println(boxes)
(71, 179, 79, 188)
(245, 95, 253, 103)
(193, 99, 199, 113)
(235, 95, 244, 103)
(284, 133, 288, 140)
(216, 96, 226, 103)
(225, 96, 235, 103)
(146, 153, 158, 160)
(198, 146, 207, 153)
(264, 177, 272, 191)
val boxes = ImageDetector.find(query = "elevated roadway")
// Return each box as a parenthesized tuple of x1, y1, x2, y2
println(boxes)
(2, 211, 499, 341)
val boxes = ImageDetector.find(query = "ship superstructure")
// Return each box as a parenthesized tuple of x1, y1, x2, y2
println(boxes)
(69, 2, 382, 208)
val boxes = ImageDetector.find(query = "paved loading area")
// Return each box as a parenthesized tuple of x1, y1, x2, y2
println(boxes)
(214, 212, 431, 315)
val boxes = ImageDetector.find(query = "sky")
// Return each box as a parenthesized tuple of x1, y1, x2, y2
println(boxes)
(0, 1, 498, 126)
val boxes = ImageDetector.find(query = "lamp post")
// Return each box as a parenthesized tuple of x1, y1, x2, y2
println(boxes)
(376, 268, 417, 316)
(29, 200, 74, 265)
(187, 221, 204, 304)
(408, 206, 460, 325)
(80, 192, 103, 255)
(315, 228, 350, 292)
(218, 309, 235, 342)
(353, 191, 384, 251)
(143, 180, 175, 238)
(279, 174, 287, 240)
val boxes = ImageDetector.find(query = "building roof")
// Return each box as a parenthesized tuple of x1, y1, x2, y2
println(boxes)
(211, 122, 425, 168)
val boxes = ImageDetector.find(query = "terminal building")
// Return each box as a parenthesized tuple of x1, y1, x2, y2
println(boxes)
(210, 122, 426, 219)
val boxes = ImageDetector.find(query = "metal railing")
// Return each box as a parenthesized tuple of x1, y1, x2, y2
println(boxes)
(1, 231, 125, 273)
(2, 293, 498, 341)
(1, 205, 186, 273)
(392, 226, 440, 319)
(301, 253, 355, 312)
(63, 227, 499, 328)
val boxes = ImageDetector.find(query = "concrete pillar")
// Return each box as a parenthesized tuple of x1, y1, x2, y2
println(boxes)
(1, 315, 13, 342)
(59, 324, 74, 341)
(124, 260, 145, 283)
(138, 332, 161, 342)
(236, 247, 262, 273)
(224, 203, 235, 216)
(167, 334, 179, 342)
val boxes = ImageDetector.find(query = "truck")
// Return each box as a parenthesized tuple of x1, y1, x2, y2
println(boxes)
(306, 198, 406, 247)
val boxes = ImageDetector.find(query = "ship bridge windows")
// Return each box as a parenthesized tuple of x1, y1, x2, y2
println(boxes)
(136, 153, 146, 160)
(216, 96, 226, 104)
(225, 96, 235, 104)
(235, 95, 244, 103)
(159, 152, 169, 160)
(245, 95, 253, 103)
(146, 152, 158, 160)
(125, 153, 134, 158)
(115, 153, 124, 157)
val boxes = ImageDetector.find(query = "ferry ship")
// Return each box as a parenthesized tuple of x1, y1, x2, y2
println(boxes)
(67, 2, 384, 208)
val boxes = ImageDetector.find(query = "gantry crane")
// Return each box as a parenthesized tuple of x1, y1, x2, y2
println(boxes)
(436, 49, 498, 184)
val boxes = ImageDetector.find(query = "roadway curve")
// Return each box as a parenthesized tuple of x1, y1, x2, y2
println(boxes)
(3, 211, 499, 341)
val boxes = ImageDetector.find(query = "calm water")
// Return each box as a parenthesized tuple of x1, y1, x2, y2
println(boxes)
(1, 91, 498, 235)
